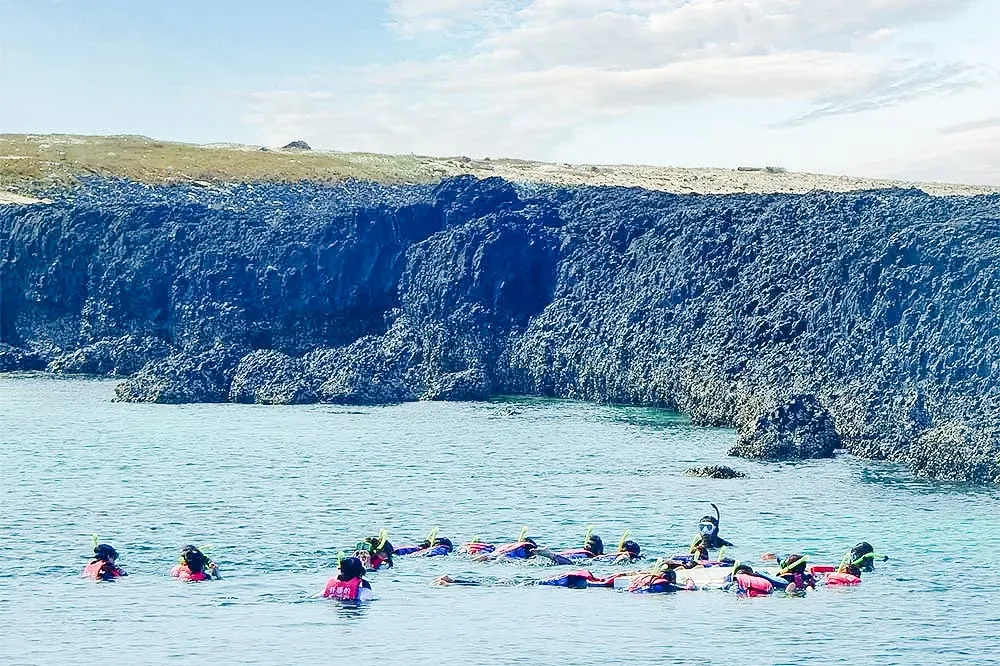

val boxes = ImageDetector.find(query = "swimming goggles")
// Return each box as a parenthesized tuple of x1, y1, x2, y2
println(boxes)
(698, 522, 716, 534)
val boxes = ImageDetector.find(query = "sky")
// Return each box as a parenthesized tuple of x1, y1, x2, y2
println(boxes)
(1, 0, 998, 184)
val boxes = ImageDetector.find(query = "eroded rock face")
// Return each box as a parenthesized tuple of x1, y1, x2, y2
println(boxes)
(910, 423, 1000, 484)
(47, 335, 174, 376)
(730, 394, 841, 460)
(5, 177, 1000, 483)
(113, 345, 245, 403)
(228, 349, 314, 405)
(0, 343, 44, 371)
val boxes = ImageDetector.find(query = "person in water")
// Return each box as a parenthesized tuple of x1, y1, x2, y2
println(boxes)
(777, 553, 816, 594)
(472, 537, 539, 561)
(395, 537, 454, 557)
(321, 556, 373, 601)
(695, 514, 733, 551)
(432, 569, 619, 589)
(536, 534, 605, 564)
(846, 542, 885, 572)
(726, 563, 775, 597)
(593, 539, 643, 564)
(354, 535, 394, 571)
(83, 543, 127, 580)
(170, 545, 220, 582)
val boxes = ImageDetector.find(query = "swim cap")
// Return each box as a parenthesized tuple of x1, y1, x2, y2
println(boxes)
(622, 540, 641, 557)
(339, 556, 366, 580)
(585, 535, 604, 556)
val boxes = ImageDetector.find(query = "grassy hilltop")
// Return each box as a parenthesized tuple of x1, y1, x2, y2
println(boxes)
(1, 133, 997, 202)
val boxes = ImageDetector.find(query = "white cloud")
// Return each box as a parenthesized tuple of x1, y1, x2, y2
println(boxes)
(245, 0, 998, 177)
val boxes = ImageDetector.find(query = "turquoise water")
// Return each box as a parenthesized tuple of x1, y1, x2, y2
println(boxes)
(2, 375, 999, 665)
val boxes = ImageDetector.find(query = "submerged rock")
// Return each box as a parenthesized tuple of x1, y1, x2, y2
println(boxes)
(684, 465, 747, 479)
(731, 394, 841, 460)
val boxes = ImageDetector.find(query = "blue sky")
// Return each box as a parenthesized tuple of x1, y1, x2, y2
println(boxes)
(1, 0, 998, 184)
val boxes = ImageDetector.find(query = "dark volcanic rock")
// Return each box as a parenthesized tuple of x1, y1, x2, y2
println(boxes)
(5, 177, 1000, 483)
(47, 334, 174, 375)
(684, 465, 747, 479)
(113, 344, 244, 403)
(731, 394, 841, 460)
(910, 422, 1000, 484)
(228, 349, 315, 404)
(424, 368, 489, 401)
(282, 140, 311, 150)
(0, 343, 45, 371)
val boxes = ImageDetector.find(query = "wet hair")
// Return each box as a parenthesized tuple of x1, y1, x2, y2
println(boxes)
(843, 564, 862, 577)
(780, 554, 807, 574)
(94, 544, 118, 562)
(622, 540, 641, 557)
(585, 535, 604, 556)
(181, 545, 210, 574)
(433, 537, 454, 553)
(660, 568, 677, 584)
(734, 564, 754, 575)
(699, 516, 719, 529)
(338, 556, 366, 581)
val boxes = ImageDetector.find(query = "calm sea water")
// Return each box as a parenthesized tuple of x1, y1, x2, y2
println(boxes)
(2, 374, 999, 665)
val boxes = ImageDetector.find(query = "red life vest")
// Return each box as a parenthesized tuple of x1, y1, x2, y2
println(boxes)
(825, 572, 862, 586)
(171, 564, 210, 581)
(735, 573, 774, 597)
(83, 560, 124, 580)
(323, 576, 363, 601)
(369, 554, 387, 570)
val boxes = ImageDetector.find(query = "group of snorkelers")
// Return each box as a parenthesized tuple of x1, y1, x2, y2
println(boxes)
(319, 506, 887, 601)
(84, 506, 886, 602)
(83, 541, 220, 582)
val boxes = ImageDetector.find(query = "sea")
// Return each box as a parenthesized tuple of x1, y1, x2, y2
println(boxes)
(2, 374, 999, 665)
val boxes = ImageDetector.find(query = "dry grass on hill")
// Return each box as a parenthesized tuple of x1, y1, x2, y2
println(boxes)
(1, 133, 997, 203)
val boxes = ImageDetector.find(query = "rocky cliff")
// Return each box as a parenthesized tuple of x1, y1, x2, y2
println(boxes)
(2, 177, 998, 483)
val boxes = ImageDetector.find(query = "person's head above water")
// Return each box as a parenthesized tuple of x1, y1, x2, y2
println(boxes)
(181, 545, 210, 574)
(621, 540, 641, 557)
(733, 563, 754, 575)
(94, 544, 118, 563)
(433, 537, 454, 552)
(585, 535, 604, 556)
(698, 516, 719, 536)
(780, 554, 808, 575)
(338, 556, 366, 581)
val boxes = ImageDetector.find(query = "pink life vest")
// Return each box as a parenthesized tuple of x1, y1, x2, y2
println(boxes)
(83, 560, 124, 580)
(170, 564, 210, 581)
(323, 576, 363, 601)
(735, 573, 774, 597)
(825, 572, 862, 586)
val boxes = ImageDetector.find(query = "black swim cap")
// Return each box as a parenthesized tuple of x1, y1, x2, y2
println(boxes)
(339, 556, 366, 580)
(94, 544, 118, 561)
(781, 554, 807, 573)
(585, 535, 604, 556)
(433, 537, 454, 552)
(734, 564, 753, 575)
(622, 540, 641, 556)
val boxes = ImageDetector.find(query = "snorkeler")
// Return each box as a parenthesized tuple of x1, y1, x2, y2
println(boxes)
(321, 556, 373, 601)
(353, 532, 394, 571)
(776, 554, 817, 593)
(432, 570, 619, 589)
(395, 528, 454, 557)
(726, 563, 775, 597)
(593, 539, 643, 564)
(843, 542, 886, 572)
(83, 543, 127, 580)
(694, 504, 734, 551)
(536, 534, 605, 564)
(170, 545, 220, 582)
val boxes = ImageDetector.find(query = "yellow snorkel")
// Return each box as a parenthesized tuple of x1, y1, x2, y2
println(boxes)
(618, 529, 631, 552)
(518, 525, 529, 543)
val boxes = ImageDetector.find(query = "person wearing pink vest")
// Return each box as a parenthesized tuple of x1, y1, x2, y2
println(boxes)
(322, 556, 373, 601)
(83, 543, 127, 580)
